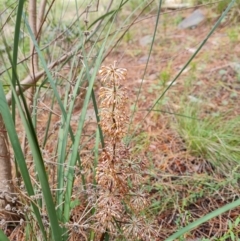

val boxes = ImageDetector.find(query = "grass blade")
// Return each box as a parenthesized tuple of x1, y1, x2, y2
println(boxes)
(11, 0, 25, 122)
(165, 198, 240, 241)
(0, 82, 47, 240)
(129, 0, 163, 135)
(0, 229, 9, 241)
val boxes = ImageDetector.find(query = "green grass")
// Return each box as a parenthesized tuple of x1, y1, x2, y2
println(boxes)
(174, 104, 240, 175)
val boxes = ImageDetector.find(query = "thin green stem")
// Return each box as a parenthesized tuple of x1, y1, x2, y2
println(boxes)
(165, 198, 240, 241)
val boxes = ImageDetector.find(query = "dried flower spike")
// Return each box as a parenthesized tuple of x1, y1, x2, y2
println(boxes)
(94, 62, 152, 240)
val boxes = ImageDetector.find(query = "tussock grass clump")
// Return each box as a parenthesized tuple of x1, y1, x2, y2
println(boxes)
(174, 104, 240, 175)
